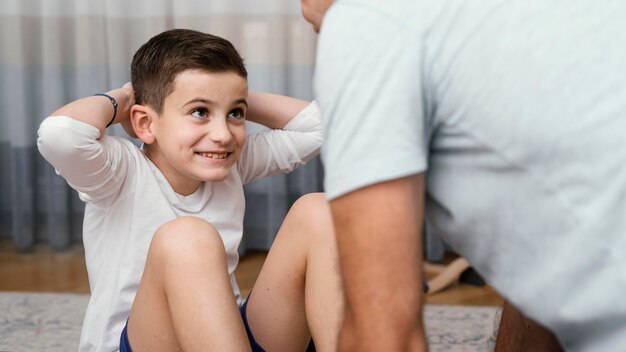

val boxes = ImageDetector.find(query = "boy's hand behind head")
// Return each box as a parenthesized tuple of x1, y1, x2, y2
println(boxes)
(120, 82, 138, 138)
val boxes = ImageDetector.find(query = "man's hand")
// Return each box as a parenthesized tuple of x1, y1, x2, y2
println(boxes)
(330, 174, 427, 351)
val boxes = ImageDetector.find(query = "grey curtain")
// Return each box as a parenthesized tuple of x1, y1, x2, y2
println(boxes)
(0, 0, 322, 252)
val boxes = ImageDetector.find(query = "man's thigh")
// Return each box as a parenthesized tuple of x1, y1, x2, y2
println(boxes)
(495, 301, 563, 352)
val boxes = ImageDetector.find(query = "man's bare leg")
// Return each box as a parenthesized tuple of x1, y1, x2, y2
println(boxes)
(495, 301, 563, 352)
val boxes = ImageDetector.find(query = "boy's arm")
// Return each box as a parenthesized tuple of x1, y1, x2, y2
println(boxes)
(50, 84, 135, 138)
(237, 93, 322, 184)
(245, 91, 310, 129)
(37, 84, 136, 200)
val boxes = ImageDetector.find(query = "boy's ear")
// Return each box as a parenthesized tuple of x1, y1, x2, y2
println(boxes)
(130, 105, 156, 145)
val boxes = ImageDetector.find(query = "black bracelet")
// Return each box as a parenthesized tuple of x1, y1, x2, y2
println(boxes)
(94, 93, 118, 128)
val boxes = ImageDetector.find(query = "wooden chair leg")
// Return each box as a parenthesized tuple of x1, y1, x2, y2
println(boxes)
(425, 257, 471, 294)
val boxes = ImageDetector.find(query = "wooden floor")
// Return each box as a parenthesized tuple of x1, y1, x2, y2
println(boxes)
(0, 240, 503, 306)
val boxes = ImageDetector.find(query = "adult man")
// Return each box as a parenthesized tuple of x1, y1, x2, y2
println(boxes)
(301, 0, 626, 351)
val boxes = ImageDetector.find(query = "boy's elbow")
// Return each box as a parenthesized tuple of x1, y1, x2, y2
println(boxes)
(37, 118, 56, 153)
(36, 117, 87, 161)
(37, 122, 64, 164)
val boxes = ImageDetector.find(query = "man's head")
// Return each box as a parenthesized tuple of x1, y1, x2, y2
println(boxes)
(300, 0, 334, 33)
(130, 29, 249, 195)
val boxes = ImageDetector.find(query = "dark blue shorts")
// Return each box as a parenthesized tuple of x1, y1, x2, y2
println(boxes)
(119, 298, 315, 352)
(119, 320, 131, 352)
(239, 297, 267, 352)
(239, 296, 315, 351)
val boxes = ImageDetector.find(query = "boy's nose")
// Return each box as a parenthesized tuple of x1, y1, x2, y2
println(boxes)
(208, 119, 233, 144)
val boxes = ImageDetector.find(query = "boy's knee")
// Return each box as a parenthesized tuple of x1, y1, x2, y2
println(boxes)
(151, 216, 226, 258)
(289, 192, 334, 239)
(290, 192, 328, 220)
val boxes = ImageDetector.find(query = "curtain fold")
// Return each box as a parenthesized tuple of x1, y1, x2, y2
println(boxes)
(0, 0, 321, 252)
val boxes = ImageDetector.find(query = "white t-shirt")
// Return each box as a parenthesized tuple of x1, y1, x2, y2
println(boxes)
(37, 102, 322, 352)
(315, 1, 626, 350)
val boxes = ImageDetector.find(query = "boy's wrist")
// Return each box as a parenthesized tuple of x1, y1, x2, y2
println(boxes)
(104, 86, 135, 126)
(93, 93, 118, 127)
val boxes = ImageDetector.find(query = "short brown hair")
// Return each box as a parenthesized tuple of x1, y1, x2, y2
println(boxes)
(131, 29, 247, 114)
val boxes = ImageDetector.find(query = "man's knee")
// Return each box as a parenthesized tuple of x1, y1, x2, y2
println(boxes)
(150, 216, 227, 260)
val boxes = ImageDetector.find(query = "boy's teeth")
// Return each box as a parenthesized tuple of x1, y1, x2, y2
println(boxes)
(200, 152, 228, 159)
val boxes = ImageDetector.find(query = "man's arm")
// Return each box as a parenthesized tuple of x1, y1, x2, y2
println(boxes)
(330, 174, 427, 351)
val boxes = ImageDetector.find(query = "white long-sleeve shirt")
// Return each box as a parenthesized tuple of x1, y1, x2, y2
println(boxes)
(37, 102, 322, 352)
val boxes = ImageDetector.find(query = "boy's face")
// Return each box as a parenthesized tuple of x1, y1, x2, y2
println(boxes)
(148, 69, 248, 195)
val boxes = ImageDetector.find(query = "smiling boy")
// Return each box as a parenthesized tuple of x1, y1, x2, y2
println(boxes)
(38, 29, 343, 352)
(136, 68, 249, 194)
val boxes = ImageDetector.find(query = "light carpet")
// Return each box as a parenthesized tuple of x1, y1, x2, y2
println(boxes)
(0, 292, 500, 351)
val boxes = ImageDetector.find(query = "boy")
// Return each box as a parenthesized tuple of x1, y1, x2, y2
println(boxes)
(37, 29, 343, 352)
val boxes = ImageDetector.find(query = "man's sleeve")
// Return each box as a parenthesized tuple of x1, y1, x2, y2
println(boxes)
(315, 2, 428, 200)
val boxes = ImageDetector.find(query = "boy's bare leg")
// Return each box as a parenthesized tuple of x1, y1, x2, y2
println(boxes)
(246, 193, 344, 352)
(495, 301, 563, 352)
(127, 216, 250, 352)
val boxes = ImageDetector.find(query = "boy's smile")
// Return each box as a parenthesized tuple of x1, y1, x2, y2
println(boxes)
(146, 69, 248, 195)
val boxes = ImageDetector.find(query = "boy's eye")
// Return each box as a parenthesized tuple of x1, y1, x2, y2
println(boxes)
(228, 108, 246, 120)
(191, 108, 208, 119)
